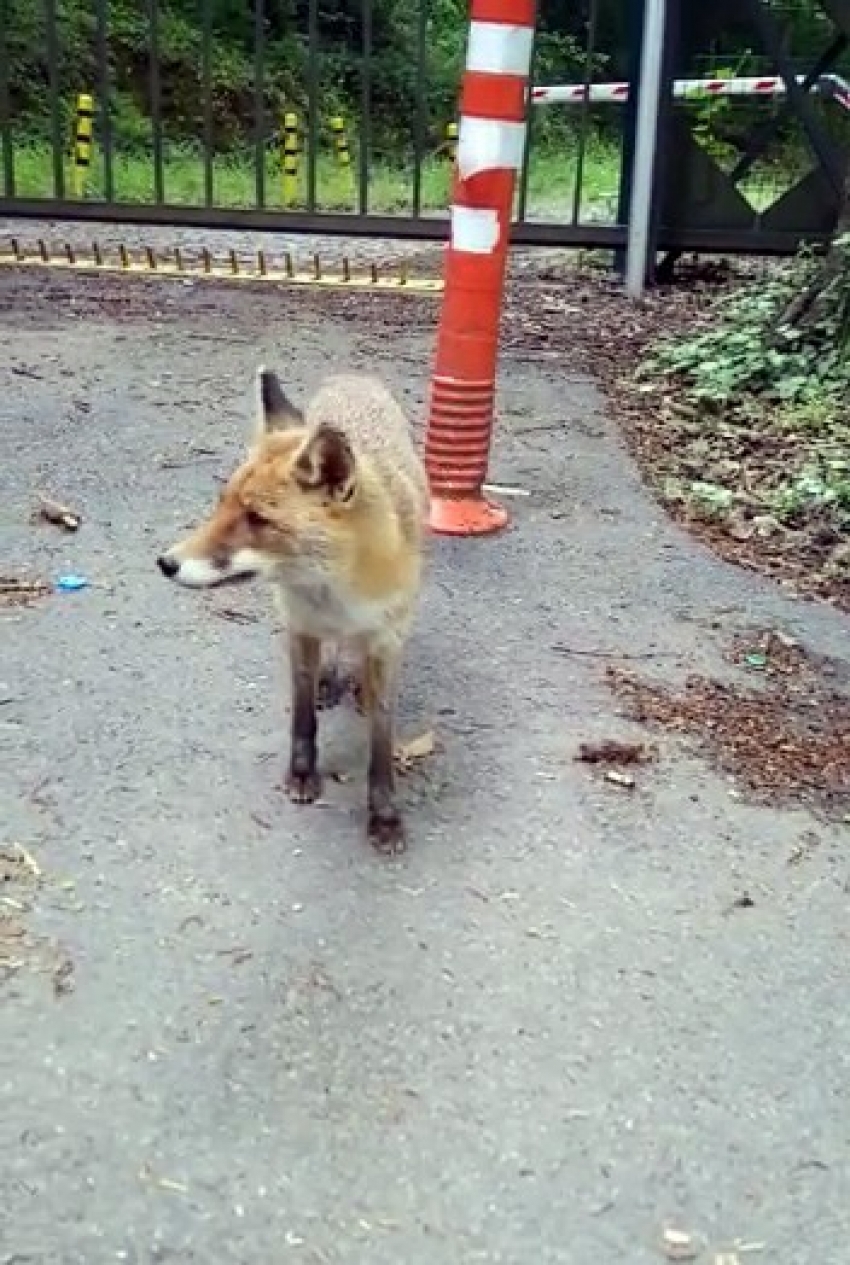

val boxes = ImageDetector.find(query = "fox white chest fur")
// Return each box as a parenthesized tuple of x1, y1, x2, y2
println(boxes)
(274, 572, 404, 645)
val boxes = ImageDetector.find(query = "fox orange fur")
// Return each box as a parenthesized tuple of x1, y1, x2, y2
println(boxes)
(158, 368, 429, 853)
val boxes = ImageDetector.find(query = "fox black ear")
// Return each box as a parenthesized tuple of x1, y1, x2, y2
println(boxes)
(256, 366, 303, 433)
(295, 424, 356, 502)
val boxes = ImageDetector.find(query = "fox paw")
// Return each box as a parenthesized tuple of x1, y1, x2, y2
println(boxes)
(368, 805, 406, 856)
(286, 768, 323, 804)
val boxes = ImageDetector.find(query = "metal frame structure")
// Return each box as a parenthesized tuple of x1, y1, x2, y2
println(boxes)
(0, 0, 847, 259)
(648, 0, 850, 280)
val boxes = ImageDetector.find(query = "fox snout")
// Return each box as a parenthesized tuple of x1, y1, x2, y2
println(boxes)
(156, 540, 263, 588)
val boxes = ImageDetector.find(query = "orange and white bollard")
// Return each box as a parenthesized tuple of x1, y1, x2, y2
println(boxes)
(424, 0, 536, 536)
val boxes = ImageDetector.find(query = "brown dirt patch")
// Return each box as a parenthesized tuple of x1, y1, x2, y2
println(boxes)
(606, 629, 850, 821)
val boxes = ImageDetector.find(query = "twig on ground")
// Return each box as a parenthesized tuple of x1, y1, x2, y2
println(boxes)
(553, 644, 680, 661)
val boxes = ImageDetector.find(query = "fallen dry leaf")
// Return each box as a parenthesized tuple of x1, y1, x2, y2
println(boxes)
(394, 730, 436, 772)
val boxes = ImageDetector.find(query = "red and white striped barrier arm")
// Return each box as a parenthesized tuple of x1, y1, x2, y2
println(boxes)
(531, 73, 850, 111)
(822, 73, 850, 113)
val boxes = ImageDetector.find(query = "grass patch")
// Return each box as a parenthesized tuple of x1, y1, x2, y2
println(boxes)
(3, 120, 807, 222)
(4, 134, 804, 222)
(7, 136, 625, 220)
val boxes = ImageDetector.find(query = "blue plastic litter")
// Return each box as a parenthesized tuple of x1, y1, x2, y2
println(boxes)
(56, 574, 89, 592)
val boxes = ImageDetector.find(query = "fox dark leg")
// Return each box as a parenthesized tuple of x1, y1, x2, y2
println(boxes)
(285, 632, 323, 804)
(362, 652, 404, 854)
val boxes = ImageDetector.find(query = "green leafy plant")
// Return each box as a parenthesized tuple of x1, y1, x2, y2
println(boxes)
(642, 252, 850, 411)
(638, 246, 850, 551)
(687, 52, 752, 166)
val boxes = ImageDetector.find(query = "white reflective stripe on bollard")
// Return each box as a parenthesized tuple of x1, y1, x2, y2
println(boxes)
(457, 117, 527, 180)
(450, 206, 500, 254)
(466, 22, 535, 77)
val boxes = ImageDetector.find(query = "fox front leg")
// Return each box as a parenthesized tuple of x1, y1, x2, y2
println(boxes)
(286, 632, 323, 804)
(362, 652, 404, 854)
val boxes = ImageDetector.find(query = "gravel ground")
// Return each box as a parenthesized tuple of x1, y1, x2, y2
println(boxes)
(2, 269, 849, 1265)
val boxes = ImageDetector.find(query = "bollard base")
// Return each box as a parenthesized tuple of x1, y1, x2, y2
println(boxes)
(428, 493, 509, 537)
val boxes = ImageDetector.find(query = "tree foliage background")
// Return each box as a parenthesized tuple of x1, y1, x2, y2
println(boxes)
(2, 0, 605, 149)
(1, 0, 839, 152)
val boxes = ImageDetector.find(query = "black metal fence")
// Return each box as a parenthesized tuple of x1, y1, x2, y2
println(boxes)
(654, 0, 850, 257)
(0, 0, 627, 243)
(0, 0, 847, 254)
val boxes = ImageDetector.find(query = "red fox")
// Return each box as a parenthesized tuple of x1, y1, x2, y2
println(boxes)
(157, 368, 429, 853)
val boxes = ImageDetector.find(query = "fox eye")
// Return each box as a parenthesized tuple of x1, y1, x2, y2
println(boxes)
(245, 508, 269, 530)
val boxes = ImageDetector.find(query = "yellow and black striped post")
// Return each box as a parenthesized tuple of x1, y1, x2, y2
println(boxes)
(282, 112, 300, 205)
(329, 114, 354, 199)
(330, 116, 351, 169)
(444, 121, 458, 164)
(72, 93, 95, 198)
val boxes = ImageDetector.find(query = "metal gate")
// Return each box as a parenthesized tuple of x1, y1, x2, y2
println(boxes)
(0, 0, 847, 254)
(652, 0, 850, 258)
(0, 0, 616, 244)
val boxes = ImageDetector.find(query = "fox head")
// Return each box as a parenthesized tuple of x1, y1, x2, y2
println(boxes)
(157, 368, 357, 588)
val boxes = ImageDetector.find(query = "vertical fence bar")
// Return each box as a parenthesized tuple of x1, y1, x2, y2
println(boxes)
(0, 0, 14, 197)
(571, 0, 600, 225)
(643, 0, 677, 283)
(45, 0, 64, 197)
(615, 0, 646, 274)
(95, 0, 114, 201)
(149, 0, 164, 203)
(202, 0, 214, 206)
(358, 0, 373, 216)
(516, 25, 538, 223)
(625, 0, 667, 297)
(411, 0, 428, 218)
(254, 0, 266, 207)
(306, 0, 319, 212)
